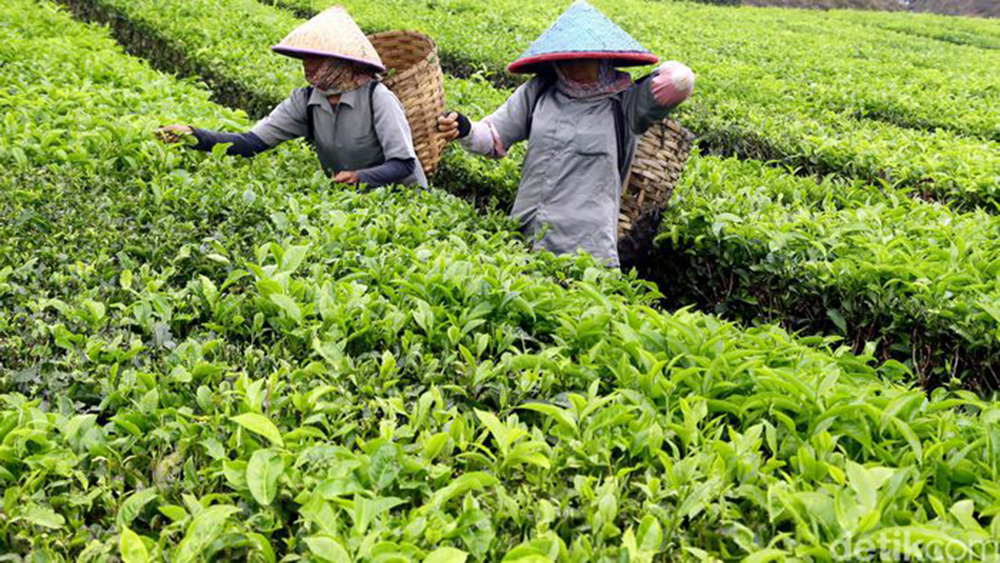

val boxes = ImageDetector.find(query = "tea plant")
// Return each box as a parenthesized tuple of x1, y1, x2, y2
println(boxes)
(7, 1, 1000, 561)
(655, 153, 1000, 388)
(53, 0, 1000, 385)
(272, 0, 1000, 207)
(826, 8, 1000, 50)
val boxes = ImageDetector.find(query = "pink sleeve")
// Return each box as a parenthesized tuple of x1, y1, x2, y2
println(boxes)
(458, 119, 507, 159)
(650, 61, 695, 108)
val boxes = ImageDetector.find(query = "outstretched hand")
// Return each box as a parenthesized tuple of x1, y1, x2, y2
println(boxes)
(436, 112, 462, 142)
(156, 124, 194, 144)
(651, 61, 695, 107)
(333, 170, 360, 185)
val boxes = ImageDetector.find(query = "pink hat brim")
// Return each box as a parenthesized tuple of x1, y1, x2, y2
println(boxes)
(508, 51, 658, 74)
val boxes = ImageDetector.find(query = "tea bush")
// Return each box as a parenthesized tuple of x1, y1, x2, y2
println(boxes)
(275, 0, 1000, 207)
(55, 0, 1000, 384)
(7, 1, 1000, 561)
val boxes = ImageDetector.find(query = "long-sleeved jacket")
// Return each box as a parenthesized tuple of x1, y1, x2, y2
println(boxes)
(460, 65, 690, 266)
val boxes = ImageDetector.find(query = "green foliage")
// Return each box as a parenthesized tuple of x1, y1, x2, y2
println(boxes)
(277, 0, 1000, 207)
(6, 0, 1000, 561)
(827, 7, 1000, 50)
(654, 153, 1000, 387)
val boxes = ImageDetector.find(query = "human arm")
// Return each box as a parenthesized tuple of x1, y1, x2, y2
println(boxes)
(624, 61, 695, 134)
(248, 89, 310, 147)
(155, 124, 270, 157)
(157, 89, 313, 156)
(354, 158, 416, 187)
(360, 84, 421, 186)
(435, 78, 543, 159)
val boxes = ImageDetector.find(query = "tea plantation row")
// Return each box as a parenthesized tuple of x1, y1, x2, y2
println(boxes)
(61, 0, 1000, 391)
(272, 0, 1000, 208)
(824, 8, 1000, 50)
(5, 0, 1000, 560)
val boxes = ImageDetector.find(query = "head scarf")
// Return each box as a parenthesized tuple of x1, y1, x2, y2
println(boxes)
(553, 60, 633, 100)
(307, 57, 377, 95)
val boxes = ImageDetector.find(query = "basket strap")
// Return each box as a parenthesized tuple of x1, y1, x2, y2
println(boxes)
(367, 81, 379, 147)
(305, 86, 316, 146)
(525, 76, 553, 141)
(610, 96, 629, 187)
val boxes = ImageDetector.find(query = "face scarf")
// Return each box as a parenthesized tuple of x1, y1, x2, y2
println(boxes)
(307, 57, 377, 96)
(553, 60, 633, 100)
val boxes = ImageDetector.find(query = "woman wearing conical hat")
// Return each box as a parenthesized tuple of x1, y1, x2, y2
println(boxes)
(158, 7, 427, 188)
(438, 0, 693, 267)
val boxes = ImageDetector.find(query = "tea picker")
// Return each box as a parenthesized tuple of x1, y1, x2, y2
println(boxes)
(438, 0, 695, 268)
(157, 6, 427, 188)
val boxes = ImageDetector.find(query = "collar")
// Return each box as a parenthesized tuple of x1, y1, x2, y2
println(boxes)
(307, 86, 362, 110)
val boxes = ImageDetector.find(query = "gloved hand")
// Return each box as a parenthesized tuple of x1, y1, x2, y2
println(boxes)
(651, 61, 695, 107)
(436, 111, 472, 141)
(156, 124, 195, 144)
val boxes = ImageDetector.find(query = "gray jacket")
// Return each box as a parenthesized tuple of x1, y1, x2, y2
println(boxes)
(252, 83, 427, 187)
(465, 71, 674, 266)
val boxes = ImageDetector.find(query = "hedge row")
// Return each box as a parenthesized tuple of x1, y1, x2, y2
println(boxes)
(7, 0, 1000, 560)
(273, 0, 1000, 208)
(58, 0, 1000, 384)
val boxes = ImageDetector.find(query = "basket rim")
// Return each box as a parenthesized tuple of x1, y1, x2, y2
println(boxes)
(366, 29, 446, 178)
(368, 28, 437, 47)
(368, 30, 438, 84)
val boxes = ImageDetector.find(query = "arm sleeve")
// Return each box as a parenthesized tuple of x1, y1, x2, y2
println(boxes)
(190, 129, 271, 157)
(622, 63, 694, 135)
(458, 120, 506, 159)
(478, 78, 542, 154)
(650, 61, 695, 108)
(370, 84, 420, 162)
(249, 89, 310, 146)
(356, 157, 416, 187)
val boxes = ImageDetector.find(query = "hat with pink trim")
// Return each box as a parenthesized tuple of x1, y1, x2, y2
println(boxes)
(272, 6, 385, 72)
(508, 0, 658, 74)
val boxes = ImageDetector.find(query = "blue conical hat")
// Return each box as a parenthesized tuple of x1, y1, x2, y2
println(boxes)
(508, 0, 658, 74)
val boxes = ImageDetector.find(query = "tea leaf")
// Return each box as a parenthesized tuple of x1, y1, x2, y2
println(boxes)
(119, 527, 150, 563)
(231, 413, 285, 448)
(247, 449, 284, 506)
(425, 546, 468, 563)
(21, 505, 65, 529)
(305, 536, 351, 562)
(173, 505, 239, 563)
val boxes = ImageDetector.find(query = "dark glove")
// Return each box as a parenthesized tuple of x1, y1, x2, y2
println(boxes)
(454, 112, 472, 138)
(438, 111, 472, 139)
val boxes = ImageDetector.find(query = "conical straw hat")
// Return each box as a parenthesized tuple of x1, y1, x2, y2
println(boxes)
(272, 6, 385, 72)
(508, 0, 657, 74)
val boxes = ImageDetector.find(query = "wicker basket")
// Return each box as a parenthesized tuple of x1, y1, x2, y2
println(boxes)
(368, 30, 447, 178)
(617, 118, 695, 267)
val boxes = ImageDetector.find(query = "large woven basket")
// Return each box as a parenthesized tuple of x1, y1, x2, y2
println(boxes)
(368, 30, 447, 178)
(617, 118, 695, 267)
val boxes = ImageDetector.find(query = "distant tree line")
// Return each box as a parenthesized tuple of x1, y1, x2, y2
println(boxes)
(692, 0, 998, 17)
(908, 0, 999, 17)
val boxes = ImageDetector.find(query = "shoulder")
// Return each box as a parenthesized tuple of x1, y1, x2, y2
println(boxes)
(520, 74, 554, 96)
(289, 87, 313, 103)
(371, 82, 402, 106)
(279, 87, 313, 113)
(505, 75, 554, 108)
(370, 82, 409, 118)
(618, 71, 655, 105)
